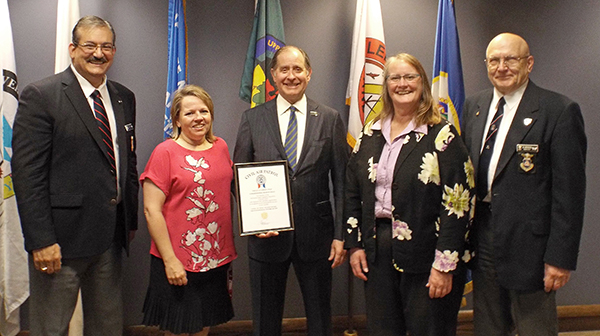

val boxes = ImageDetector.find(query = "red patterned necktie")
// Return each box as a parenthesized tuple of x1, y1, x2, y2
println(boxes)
(91, 90, 116, 170)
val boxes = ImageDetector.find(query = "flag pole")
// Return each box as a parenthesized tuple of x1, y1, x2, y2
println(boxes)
(344, 266, 358, 336)
(344, 0, 386, 332)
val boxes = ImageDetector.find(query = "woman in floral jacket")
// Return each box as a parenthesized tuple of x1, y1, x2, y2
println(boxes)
(344, 53, 474, 336)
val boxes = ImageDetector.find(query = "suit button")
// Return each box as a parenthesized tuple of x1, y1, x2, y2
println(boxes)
(392, 183, 398, 190)
(110, 198, 118, 205)
(292, 177, 297, 181)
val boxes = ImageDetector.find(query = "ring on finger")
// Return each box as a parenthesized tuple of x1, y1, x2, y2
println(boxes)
(41, 267, 48, 271)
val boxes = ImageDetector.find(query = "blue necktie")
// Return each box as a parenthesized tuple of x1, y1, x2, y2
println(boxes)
(478, 97, 505, 200)
(284, 106, 298, 171)
(91, 90, 116, 170)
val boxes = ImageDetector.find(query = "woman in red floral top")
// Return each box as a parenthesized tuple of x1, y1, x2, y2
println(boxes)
(141, 85, 236, 336)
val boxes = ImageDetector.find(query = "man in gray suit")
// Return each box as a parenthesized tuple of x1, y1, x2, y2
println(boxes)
(12, 16, 137, 335)
(234, 45, 349, 336)
(461, 33, 586, 336)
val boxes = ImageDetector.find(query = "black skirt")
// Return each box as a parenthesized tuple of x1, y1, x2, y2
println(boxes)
(142, 256, 234, 334)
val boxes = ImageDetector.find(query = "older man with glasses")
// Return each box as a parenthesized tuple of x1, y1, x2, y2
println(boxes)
(12, 15, 138, 335)
(461, 33, 587, 336)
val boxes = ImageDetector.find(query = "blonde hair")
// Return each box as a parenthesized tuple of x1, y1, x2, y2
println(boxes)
(379, 53, 441, 126)
(170, 85, 216, 142)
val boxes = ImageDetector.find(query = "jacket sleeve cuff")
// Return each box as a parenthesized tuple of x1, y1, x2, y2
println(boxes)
(432, 249, 459, 272)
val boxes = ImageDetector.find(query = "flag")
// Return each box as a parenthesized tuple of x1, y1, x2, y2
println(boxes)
(1, 1, 29, 335)
(55, 2, 86, 334)
(54, 0, 80, 73)
(345, 0, 386, 148)
(164, 0, 187, 139)
(431, 0, 471, 305)
(239, 0, 285, 107)
(432, 0, 465, 134)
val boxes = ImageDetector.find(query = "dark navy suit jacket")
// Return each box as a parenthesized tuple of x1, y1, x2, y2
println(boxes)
(461, 81, 586, 290)
(233, 97, 349, 262)
(12, 67, 138, 258)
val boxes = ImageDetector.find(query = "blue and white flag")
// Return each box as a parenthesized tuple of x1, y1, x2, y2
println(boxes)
(164, 0, 187, 139)
(1, 1, 29, 335)
(432, 0, 465, 133)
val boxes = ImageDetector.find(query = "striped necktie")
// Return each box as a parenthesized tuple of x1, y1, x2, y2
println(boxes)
(284, 106, 298, 171)
(91, 90, 116, 170)
(477, 97, 505, 200)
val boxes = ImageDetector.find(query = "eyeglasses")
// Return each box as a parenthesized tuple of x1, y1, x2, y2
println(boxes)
(485, 55, 529, 69)
(74, 42, 115, 54)
(387, 74, 421, 83)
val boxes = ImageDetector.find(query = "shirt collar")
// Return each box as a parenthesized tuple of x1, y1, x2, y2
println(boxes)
(71, 64, 107, 98)
(277, 94, 307, 116)
(372, 115, 428, 144)
(372, 116, 429, 135)
(493, 79, 528, 111)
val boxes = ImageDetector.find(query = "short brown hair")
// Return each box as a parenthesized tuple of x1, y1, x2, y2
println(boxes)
(72, 15, 116, 45)
(271, 45, 312, 71)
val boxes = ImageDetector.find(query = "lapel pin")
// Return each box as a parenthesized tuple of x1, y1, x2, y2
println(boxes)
(523, 118, 532, 126)
(310, 111, 318, 116)
(117, 99, 123, 104)
(475, 111, 480, 116)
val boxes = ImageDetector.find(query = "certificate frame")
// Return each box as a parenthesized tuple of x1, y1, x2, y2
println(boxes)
(234, 160, 294, 236)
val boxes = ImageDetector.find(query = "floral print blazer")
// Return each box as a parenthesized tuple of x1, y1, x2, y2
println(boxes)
(344, 120, 475, 274)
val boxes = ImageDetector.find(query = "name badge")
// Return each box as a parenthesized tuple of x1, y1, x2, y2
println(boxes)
(516, 144, 538, 153)
(516, 144, 538, 173)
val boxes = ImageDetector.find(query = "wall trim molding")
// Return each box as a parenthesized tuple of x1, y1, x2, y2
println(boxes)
(11, 304, 600, 336)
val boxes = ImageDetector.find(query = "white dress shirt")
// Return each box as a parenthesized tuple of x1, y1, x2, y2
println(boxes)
(480, 80, 528, 200)
(276, 94, 307, 159)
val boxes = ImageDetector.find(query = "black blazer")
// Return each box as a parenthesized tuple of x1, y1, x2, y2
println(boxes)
(461, 81, 586, 290)
(233, 97, 349, 262)
(12, 67, 138, 258)
(344, 121, 474, 274)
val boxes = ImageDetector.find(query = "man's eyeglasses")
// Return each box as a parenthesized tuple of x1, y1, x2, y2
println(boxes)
(74, 42, 115, 54)
(387, 74, 421, 83)
(485, 55, 529, 69)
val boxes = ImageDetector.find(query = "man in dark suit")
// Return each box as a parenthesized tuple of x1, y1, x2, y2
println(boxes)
(234, 45, 348, 336)
(11, 16, 137, 335)
(461, 33, 586, 336)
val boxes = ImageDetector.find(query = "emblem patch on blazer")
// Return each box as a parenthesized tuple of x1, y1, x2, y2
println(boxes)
(516, 144, 538, 173)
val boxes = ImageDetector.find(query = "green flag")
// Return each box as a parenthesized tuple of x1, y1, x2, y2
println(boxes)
(239, 0, 285, 107)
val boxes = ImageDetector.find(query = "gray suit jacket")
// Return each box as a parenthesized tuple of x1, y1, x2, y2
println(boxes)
(233, 97, 349, 262)
(12, 67, 138, 258)
(461, 81, 586, 290)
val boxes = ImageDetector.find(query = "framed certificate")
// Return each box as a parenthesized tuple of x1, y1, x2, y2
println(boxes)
(234, 160, 294, 236)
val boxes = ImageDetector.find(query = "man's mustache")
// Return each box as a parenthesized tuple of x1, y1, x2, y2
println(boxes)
(86, 56, 107, 63)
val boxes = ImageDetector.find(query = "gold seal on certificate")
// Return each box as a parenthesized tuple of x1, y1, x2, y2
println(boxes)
(234, 160, 294, 236)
